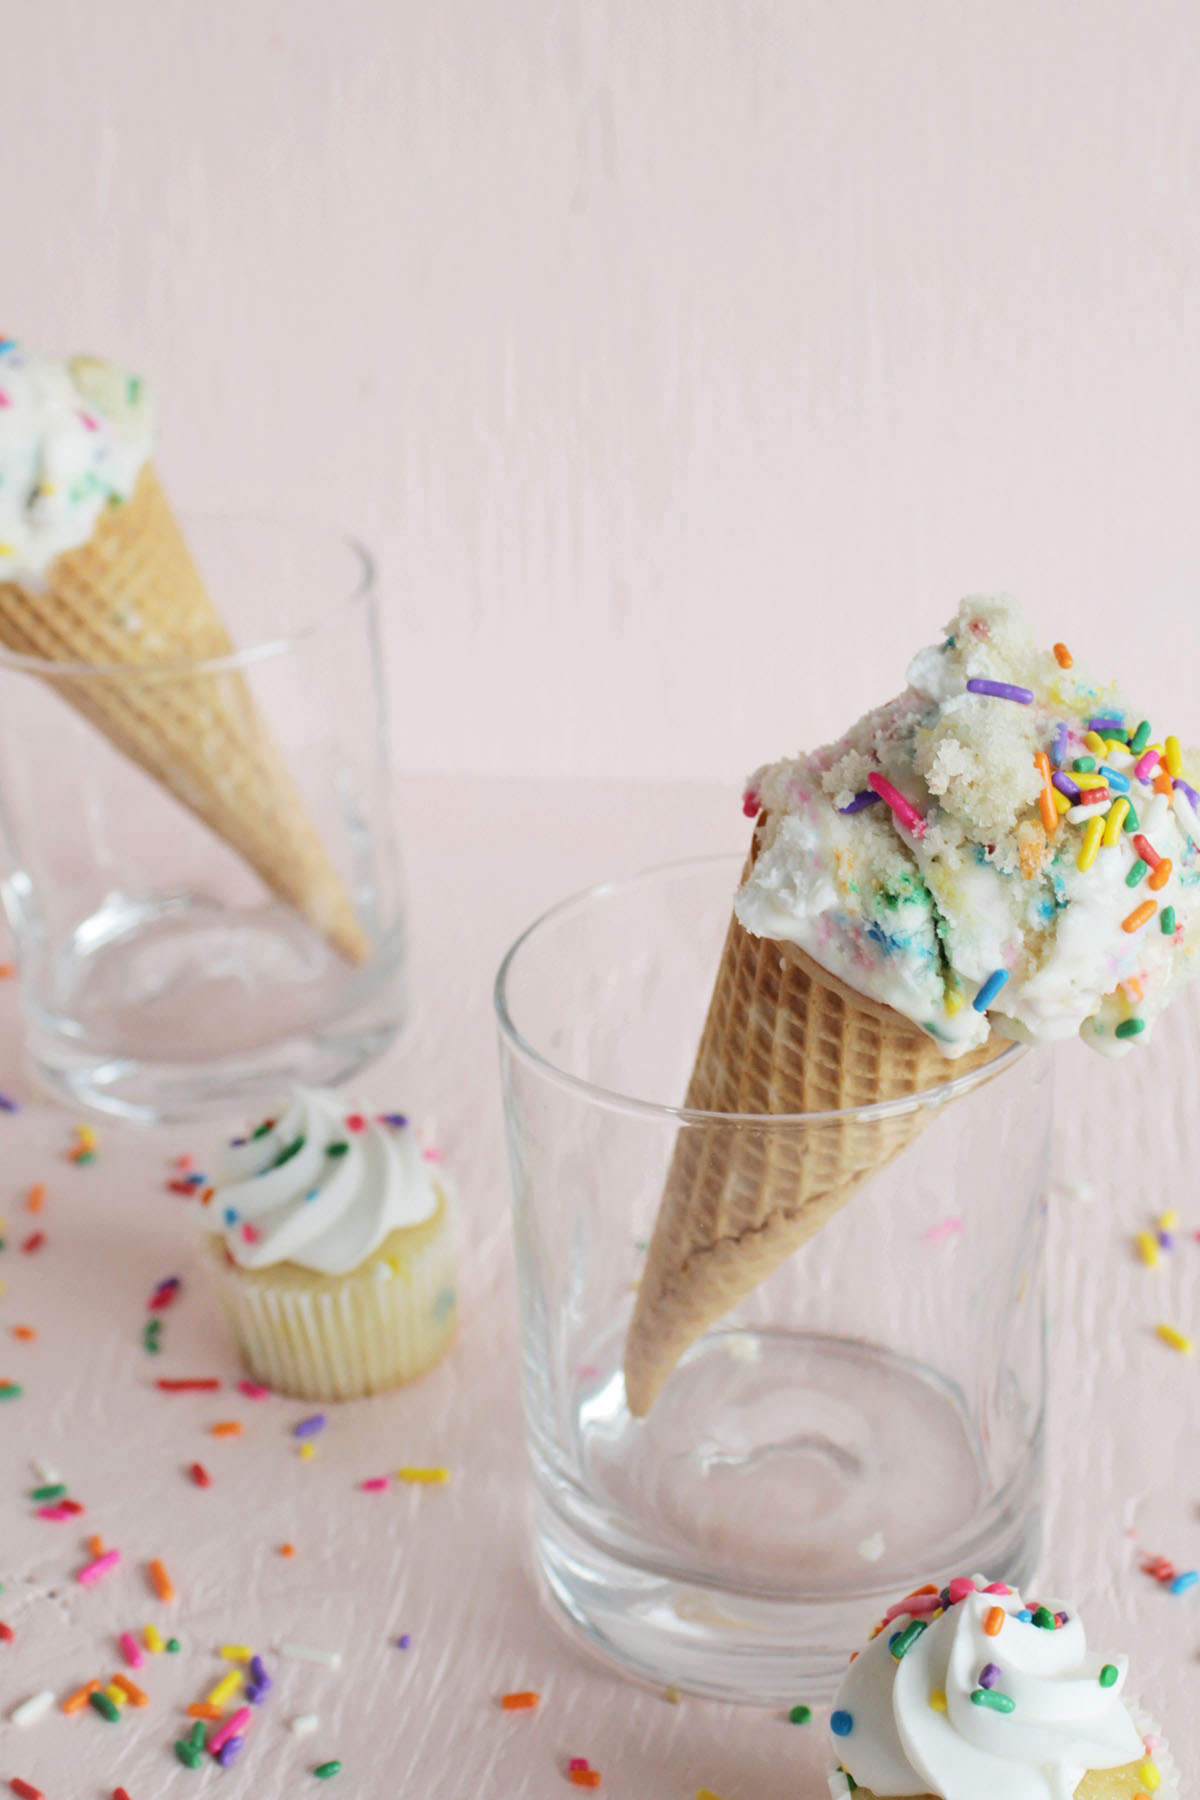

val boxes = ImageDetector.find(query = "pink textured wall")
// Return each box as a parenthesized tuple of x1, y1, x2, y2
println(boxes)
(4, 2, 1200, 781)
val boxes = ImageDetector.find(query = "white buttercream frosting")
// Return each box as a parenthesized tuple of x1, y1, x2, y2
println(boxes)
(215, 1088, 439, 1276)
(0, 343, 155, 580)
(831, 1581, 1147, 1800)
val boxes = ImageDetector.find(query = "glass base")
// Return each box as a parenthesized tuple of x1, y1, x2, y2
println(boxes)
(532, 1327, 1042, 1704)
(23, 889, 404, 1124)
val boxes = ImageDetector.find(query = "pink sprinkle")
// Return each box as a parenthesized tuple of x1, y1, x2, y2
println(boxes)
(345, 1113, 367, 1132)
(208, 1705, 252, 1755)
(241, 1223, 259, 1244)
(119, 1631, 144, 1669)
(1134, 749, 1160, 781)
(0, 391, 10, 409)
(37, 1504, 73, 1521)
(175, 1154, 194, 1171)
(883, 1592, 941, 1622)
(867, 772, 926, 838)
(923, 1215, 964, 1247)
(982, 1582, 1011, 1594)
(422, 1147, 444, 1163)
(237, 1380, 270, 1400)
(361, 1477, 390, 1492)
(741, 788, 761, 818)
(569, 1760, 591, 1773)
(79, 411, 100, 431)
(1144, 1733, 1162, 1754)
(947, 1577, 978, 1602)
(78, 1549, 121, 1586)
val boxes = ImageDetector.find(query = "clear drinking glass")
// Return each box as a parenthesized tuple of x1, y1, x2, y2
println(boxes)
(496, 855, 1050, 1703)
(0, 518, 404, 1122)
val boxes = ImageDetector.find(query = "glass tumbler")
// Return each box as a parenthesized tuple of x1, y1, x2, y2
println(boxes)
(0, 519, 404, 1122)
(496, 855, 1050, 1703)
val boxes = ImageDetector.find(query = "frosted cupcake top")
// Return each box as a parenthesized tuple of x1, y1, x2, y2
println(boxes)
(215, 1088, 440, 1276)
(0, 343, 155, 581)
(829, 1577, 1153, 1800)
(737, 598, 1200, 1058)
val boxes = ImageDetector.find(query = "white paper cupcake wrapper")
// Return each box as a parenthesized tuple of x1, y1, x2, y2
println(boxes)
(206, 1206, 458, 1401)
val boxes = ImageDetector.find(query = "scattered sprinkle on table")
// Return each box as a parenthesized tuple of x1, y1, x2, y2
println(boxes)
(313, 1763, 342, 1780)
(0, 1381, 23, 1400)
(1156, 1323, 1194, 1354)
(10, 1781, 44, 1800)
(189, 1461, 212, 1486)
(156, 1377, 221, 1392)
(396, 1465, 450, 1483)
(569, 1772, 602, 1789)
(9, 1690, 55, 1727)
(788, 1704, 812, 1724)
(148, 1557, 176, 1601)
(279, 1642, 342, 1668)
(78, 1548, 121, 1585)
(291, 1713, 319, 1735)
(501, 1690, 540, 1710)
(1170, 1570, 1199, 1595)
(293, 1413, 326, 1438)
(396, 1633, 412, 1649)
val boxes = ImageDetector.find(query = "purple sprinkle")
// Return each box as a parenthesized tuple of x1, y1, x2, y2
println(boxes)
(217, 1735, 244, 1767)
(1088, 716, 1125, 732)
(155, 1276, 182, 1292)
(979, 1662, 1002, 1689)
(293, 1413, 326, 1439)
(229, 1136, 247, 1147)
(1159, 1230, 1175, 1250)
(838, 790, 881, 815)
(244, 1681, 265, 1704)
(381, 1112, 409, 1128)
(249, 1654, 269, 1685)
(1174, 777, 1200, 809)
(397, 1633, 412, 1649)
(966, 678, 1034, 704)
(1052, 723, 1069, 767)
(0, 1090, 20, 1114)
(1056, 1611, 1069, 1625)
(1052, 772, 1081, 802)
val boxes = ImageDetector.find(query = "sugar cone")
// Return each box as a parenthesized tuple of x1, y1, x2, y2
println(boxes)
(622, 839, 1008, 1416)
(0, 466, 369, 963)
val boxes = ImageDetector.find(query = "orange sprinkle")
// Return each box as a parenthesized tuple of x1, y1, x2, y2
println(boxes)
(187, 1702, 222, 1719)
(912, 1584, 938, 1595)
(61, 1679, 101, 1713)
(1019, 827, 1047, 878)
(1121, 977, 1145, 1003)
(148, 1558, 175, 1602)
(501, 1691, 541, 1711)
(278, 1543, 296, 1558)
(983, 1605, 1006, 1636)
(1123, 901, 1157, 934)
(25, 1183, 44, 1213)
(209, 1421, 243, 1438)
(1153, 772, 1174, 796)
(570, 1774, 603, 1789)
(87, 1535, 106, 1558)
(1149, 857, 1173, 891)
(0, 963, 14, 980)
(199, 1187, 215, 1205)
(112, 1674, 148, 1707)
(11, 1326, 35, 1341)
(1052, 643, 1073, 668)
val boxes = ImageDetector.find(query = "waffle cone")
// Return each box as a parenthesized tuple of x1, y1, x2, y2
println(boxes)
(0, 466, 368, 962)
(623, 845, 1007, 1417)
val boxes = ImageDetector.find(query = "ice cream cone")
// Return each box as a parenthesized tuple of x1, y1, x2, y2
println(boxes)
(622, 839, 1007, 1417)
(0, 465, 369, 963)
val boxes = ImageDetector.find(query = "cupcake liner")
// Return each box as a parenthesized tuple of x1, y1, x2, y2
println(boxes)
(206, 1192, 457, 1400)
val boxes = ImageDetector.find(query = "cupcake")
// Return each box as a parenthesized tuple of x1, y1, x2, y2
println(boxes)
(204, 1087, 457, 1399)
(827, 1576, 1177, 1800)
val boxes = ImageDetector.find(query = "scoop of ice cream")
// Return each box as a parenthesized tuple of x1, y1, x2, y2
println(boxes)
(830, 1579, 1147, 1800)
(736, 598, 1200, 1056)
(214, 1088, 439, 1276)
(0, 342, 155, 581)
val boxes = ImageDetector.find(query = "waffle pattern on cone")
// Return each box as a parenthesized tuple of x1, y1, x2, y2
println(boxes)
(623, 872, 1007, 1416)
(0, 467, 368, 962)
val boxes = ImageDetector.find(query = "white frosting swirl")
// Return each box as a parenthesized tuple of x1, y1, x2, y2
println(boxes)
(216, 1088, 439, 1276)
(0, 343, 155, 579)
(832, 1583, 1145, 1800)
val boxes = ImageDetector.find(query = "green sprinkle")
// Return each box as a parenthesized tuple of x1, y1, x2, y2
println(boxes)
(271, 1136, 306, 1169)
(970, 1687, 1016, 1713)
(128, 375, 142, 404)
(1162, 906, 1177, 935)
(313, 1763, 343, 1780)
(0, 1383, 23, 1400)
(326, 1141, 349, 1158)
(1123, 804, 1139, 832)
(73, 1150, 95, 1165)
(189, 1720, 207, 1750)
(0, 1239, 7, 1252)
(1130, 720, 1151, 754)
(252, 1119, 274, 1140)
(1032, 1606, 1055, 1630)
(1099, 1664, 1119, 1687)
(166, 1637, 181, 1653)
(90, 1690, 121, 1722)
(1126, 860, 1149, 887)
(30, 1482, 66, 1502)
(843, 1773, 858, 1793)
(890, 1619, 928, 1660)
(174, 1740, 203, 1766)
(788, 1704, 813, 1724)
(1115, 1018, 1146, 1039)
(1073, 756, 1097, 773)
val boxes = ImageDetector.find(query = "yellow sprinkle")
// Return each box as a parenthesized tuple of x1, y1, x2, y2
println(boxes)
(928, 1688, 948, 1711)
(0, 545, 13, 557)
(1103, 798, 1130, 846)
(1078, 815, 1105, 871)
(945, 987, 964, 1016)
(1074, 772, 1109, 790)
(396, 1466, 451, 1484)
(1140, 1761, 1162, 1791)
(1148, 742, 1165, 755)
(697, 1791, 725, 1800)
(219, 1645, 253, 1661)
(1158, 1209, 1178, 1229)
(1052, 788, 1071, 815)
(1156, 1323, 1194, 1354)
(663, 1685, 681, 1704)
(144, 1623, 165, 1653)
(299, 1442, 316, 1460)
(1165, 736, 1182, 778)
(1136, 1231, 1160, 1268)
(103, 1684, 127, 1708)
(1104, 739, 1125, 758)
(74, 1123, 97, 1148)
(1083, 731, 1107, 754)
(205, 1668, 242, 1709)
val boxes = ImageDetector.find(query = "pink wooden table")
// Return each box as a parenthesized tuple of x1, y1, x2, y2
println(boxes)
(0, 775, 1195, 1799)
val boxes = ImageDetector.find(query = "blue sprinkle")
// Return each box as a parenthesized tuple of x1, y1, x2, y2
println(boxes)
(293, 1413, 327, 1439)
(223, 1207, 238, 1226)
(838, 790, 880, 815)
(1017, 1609, 1034, 1623)
(831, 1710, 854, 1737)
(1170, 1570, 1199, 1595)
(973, 968, 1010, 1013)
(1099, 765, 1131, 794)
(433, 1287, 457, 1322)
(304, 1187, 320, 1202)
(184, 1171, 207, 1186)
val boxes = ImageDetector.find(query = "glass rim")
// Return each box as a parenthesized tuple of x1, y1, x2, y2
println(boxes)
(0, 511, 375, 681)
(494, 852, 1030, 1125)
